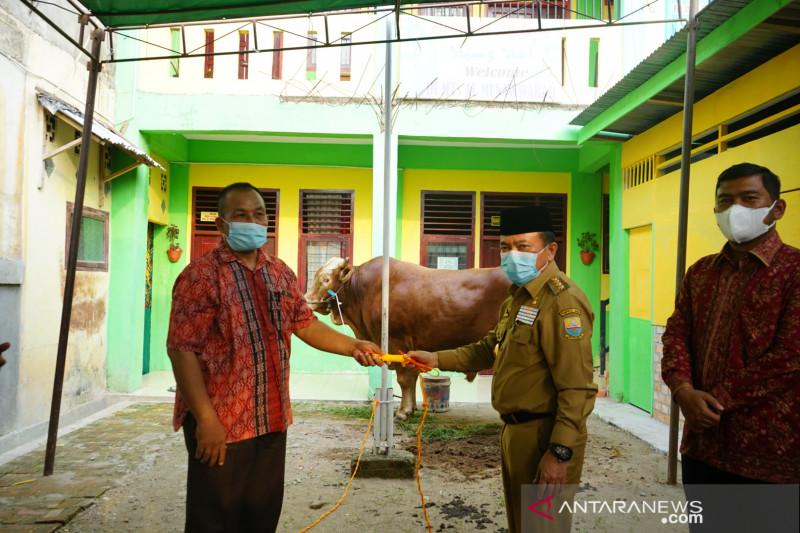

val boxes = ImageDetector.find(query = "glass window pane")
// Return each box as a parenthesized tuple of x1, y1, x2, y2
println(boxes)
(426, 243, 467, 270)
(78, 216, 104, 263)
(306, 241, 345, 288)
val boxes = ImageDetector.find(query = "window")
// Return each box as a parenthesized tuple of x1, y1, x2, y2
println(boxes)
(238, 31, 249, 80)
(307, 31, 318, 80)
(170, 28, 180, 77)
(66, 203, 109, 272)
(480, 192, 567, 269)
(340, 33, 351, 82)
(487, 1, 570, 19)
(204, 30, 214, 78)
(272, 31, 283, 80)
(420, 191, 475, 270)
(299, 191, 354, 291)
(421, 6, 463, 17)
(588, 37, 599, 88)
(190, 187, 279, 261)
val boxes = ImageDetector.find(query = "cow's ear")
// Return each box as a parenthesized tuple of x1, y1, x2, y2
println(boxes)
(340, 265, 354, 283)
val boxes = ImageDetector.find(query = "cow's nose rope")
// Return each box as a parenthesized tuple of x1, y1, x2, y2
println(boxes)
(327, 289, 347, 329)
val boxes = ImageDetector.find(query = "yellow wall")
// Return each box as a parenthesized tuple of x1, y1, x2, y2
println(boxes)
(625, 123, 800, 325)
(187, 165, 374, 273)
(621, 45, 800, 325)
(628, 225, 652, 320)
(400, 169, 573, 273)
(622, 44, 800, 167)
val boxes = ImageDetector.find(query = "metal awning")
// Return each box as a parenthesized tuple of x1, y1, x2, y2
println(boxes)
(572, 0, 800, 141)
(73, 0, 420, 26)
(38, 92, 164, 170)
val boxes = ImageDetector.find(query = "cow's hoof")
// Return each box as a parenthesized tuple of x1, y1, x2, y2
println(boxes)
(394, 411, 410, 422)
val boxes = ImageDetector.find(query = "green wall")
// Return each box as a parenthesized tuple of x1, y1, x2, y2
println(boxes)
(399, 144, 580, 172)
(148, 163, 190, 371)
(569, 172, 602, 359)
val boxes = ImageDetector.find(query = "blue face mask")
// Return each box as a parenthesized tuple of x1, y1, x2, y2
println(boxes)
(222, 219, 267, 252)
(500, 249, 547, 286)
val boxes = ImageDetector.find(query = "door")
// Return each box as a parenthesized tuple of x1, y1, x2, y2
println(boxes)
(143, 222, 153, 374)
(627, 225, 653, 412)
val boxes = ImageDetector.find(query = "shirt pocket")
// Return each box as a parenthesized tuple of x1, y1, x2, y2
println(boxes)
(509, 323, 547, 367)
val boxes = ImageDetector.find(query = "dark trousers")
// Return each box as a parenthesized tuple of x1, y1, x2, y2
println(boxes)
(681, 455, 773, 533)
(681, 454, 767, 485)
(182, 412, 287, 533)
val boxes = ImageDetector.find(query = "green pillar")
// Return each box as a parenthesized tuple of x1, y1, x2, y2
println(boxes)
(106, 164, 149, 391)
(569, 171, 602, 359)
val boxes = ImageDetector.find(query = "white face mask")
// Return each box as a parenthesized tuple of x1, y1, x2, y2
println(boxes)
(714, 201, 776, 244)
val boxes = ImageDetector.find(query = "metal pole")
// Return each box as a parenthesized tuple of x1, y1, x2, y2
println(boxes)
(44, 28, 105, 477)
(374, 15, 395, 455)
(668, 0, 698, 485)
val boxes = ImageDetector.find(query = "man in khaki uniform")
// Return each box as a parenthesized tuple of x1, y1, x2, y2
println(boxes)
(409, 206, 597, 533)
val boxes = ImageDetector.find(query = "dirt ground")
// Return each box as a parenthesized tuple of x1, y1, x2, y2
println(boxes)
(55, 402, 686, 533)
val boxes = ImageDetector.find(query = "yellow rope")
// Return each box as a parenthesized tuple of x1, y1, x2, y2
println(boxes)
(298, 398, 379, 532)
(300, 375, 436, 533)
(415, 378, 433, 532)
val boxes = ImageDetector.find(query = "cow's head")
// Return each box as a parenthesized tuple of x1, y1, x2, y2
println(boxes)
(304, 257, 354, 319)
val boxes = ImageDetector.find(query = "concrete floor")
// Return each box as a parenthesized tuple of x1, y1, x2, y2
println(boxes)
(132, 370, 674, 454)
(133, 369, 494, 403)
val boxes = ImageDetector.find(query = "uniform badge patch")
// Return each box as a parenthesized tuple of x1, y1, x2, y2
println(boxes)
(563, 316, 583, 339)
(515, 305, 539, 326)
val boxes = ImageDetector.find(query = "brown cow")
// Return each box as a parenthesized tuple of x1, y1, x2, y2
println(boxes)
(304, 256, 511, 420)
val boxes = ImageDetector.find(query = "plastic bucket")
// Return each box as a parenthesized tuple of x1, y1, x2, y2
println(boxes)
(422, 376, 451, 412)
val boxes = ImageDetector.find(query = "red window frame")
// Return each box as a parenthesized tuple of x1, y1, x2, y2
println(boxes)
(479, 192, 568, 269)
(238, 31, 249, 80)
(204, 30, 214, 78)
(272, 31, 283, 80)
(420, 191, 475, 269)
(298, 190, 354, 292)
(190, 187, 279, 261)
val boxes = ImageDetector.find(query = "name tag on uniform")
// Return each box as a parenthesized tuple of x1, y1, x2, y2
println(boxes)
(516, 305, 539, 326)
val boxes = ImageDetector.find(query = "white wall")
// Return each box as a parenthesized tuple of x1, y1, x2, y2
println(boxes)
(0, 0, 116, 448)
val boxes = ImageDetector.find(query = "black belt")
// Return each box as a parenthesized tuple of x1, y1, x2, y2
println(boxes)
(500, 411, 555, 425)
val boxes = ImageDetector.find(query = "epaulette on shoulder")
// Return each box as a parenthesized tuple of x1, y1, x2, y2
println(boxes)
(548, 275, 570, 295)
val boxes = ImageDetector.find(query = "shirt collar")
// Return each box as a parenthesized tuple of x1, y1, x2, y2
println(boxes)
(217, 238, 271, 268)
(718, 231, 782, 267)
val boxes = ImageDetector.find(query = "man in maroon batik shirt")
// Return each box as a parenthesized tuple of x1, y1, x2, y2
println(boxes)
(662, 162, 800, 485)
(167, 182, 383, 533)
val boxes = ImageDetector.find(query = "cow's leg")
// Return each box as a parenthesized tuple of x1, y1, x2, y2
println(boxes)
(393, 366, 418, 421)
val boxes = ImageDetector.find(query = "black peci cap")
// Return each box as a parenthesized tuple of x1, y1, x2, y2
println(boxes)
(499, 206, 554, 235)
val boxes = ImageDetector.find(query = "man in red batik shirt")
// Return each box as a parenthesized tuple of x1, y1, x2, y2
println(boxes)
(662, 162, 800, 485)
(167, 182, 383, 533)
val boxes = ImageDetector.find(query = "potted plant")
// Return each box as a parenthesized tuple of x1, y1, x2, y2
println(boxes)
(166, 224, 182, 262)
(577, 231, 599, 265)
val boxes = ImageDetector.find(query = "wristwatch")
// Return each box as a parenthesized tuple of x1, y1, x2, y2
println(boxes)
(549, 443, 573, 462)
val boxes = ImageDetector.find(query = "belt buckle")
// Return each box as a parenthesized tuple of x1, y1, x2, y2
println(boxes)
(509, 412, 518, 424)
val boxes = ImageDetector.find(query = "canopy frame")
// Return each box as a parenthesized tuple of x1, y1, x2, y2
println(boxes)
(15, 0, 695, 477)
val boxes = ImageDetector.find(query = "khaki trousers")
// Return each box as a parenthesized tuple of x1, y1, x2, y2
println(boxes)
(500, 418, 587, 533)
